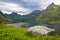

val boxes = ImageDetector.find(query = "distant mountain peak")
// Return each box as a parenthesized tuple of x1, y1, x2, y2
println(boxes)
(49, 2, 60, 6)
(11, 12, 18, 15)
(50, 3, 55, 6)
(46, 2, 59, 10)
(37, 2, 60, 24)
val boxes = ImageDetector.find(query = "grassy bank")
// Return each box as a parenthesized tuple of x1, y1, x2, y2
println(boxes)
(0, 25, 60, 40)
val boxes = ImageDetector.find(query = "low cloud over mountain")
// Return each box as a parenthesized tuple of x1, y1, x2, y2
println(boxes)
(0, 0, 60, 15)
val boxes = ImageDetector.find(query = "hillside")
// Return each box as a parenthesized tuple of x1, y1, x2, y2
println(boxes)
(36, 3, 60, 24)
(23, 10, 43, 22)
(5, 10, 43, 23)
(0, 11, 14, 23)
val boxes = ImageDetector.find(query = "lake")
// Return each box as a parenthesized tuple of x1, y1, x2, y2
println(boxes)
(6, 22, 38, 28)
(6, 23, 60, 34)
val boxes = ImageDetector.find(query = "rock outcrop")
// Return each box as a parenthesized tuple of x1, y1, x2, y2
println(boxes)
(28, 25, 55, 35)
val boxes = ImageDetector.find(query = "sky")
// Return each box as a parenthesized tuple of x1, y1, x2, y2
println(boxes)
(0, 0, 60, 15)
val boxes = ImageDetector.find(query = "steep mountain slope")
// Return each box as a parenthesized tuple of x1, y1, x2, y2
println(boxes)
(37, 3, 60, 24)
(23, 10, 43, 22)
(0, 11, 13, 23)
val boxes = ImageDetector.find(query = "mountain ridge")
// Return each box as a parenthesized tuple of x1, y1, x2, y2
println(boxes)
(5, 10, 43, 23)
(0, 11, 14, 23)
(36, 3, 60, 24)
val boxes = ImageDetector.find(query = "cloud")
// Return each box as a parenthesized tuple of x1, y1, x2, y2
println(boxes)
(53, 0, 60, 5)
(22, 0, 60, 9)
(0, 0, 60, 15)
(22, 0, 53, 9)
(0, 1, 31, 15)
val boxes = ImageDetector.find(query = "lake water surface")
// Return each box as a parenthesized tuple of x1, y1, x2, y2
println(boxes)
(6, 23, 60, 34)
(6, 22, 38, 28)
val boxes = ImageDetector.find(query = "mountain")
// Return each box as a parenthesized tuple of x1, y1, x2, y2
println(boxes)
(0, 11, 13, 23)
(5, 3, 60, 24)
(5, 10, 43, 23)
(5, 12, 22, 22)
(23, 10, 43, 22)
(5, 12, 21, 19)
(36, 3, 60, 24)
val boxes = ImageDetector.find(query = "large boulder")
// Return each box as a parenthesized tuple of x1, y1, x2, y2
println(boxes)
(28, 25, 55, 35)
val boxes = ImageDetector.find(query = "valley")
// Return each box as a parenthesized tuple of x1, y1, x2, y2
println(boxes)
(0, 2, 60, 40)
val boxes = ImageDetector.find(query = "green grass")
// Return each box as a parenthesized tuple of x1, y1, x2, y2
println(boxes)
(0, 25, 60, 40)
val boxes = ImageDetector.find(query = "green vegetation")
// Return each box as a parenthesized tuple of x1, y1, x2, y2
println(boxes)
(5, 10, 41, 23)
(0, 25, 60, 40)
(37, 3, 60, 24)
(21, 24, 27, 28)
